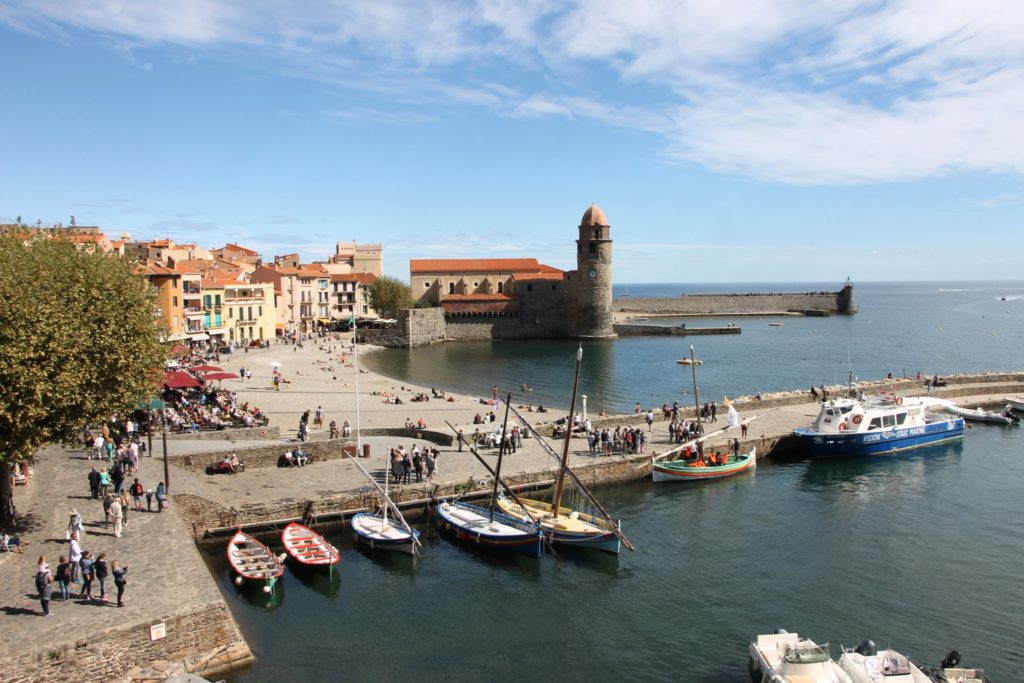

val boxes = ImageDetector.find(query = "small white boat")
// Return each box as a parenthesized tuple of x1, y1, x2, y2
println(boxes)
(749, 630, 852, 683)
(350, 512, 420, 555)
(839, 640, 931, 683)
(768, 322, 784, 327)
(946, 404, 1018, 426)
(676, 358, 703, 365)
(227, 530, 284, 592)
(1004, 397, 1024, 413)
(919, 650, 988, 683)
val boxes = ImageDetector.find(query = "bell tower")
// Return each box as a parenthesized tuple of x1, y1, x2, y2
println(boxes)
(574, 203, 616, 339)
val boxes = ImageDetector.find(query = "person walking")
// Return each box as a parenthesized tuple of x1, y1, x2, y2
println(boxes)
(55, 555, 72, 602)
(36, 556, 53, 616)
(425, 451, 436, 480)
(67, 510, 84, 539)
(119, 489, 131, 528)
(79, 550, 95, 600)
(401, 451, 412, 485)
(102, 491, 115, 527)
(88, 467, 100, 499)
(112, 560, 130, 607)
(110, 497, 124, 538)
(130, 479, 144, 511)
(98, 468, 111, 498)
(94, 552, 109, 602)
(710, 402, 718, 422)
(68, 532, 82, 585)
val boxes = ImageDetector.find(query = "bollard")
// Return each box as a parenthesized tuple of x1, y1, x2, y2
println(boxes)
(362, 443, 371, 459)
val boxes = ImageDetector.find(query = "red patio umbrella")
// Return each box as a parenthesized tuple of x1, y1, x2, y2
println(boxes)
(163, 370, 202, 389)
(192, 364, 224, 372)
(202, 372, 239, 381)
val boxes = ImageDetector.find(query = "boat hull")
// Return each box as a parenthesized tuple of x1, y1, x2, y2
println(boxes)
(227, 531, 284, 591)
(437, 502, 544, 558)
(496, 497, 621, 555)
(652, 449, 756, 483)
(794, 418, 965, 457)
(350, 512, 420, 556)
(281, 522, 340, 567)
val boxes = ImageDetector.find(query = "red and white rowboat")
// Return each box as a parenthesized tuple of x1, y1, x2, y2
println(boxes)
(281, 522, 340, 567)
(227, 530, 284, 591)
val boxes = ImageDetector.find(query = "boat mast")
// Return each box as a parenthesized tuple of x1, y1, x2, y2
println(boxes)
(489, 393, 513, 523)
(382, 434, 390, 530)
(552, 344, 583, 517)
(689, 344, 702, 436)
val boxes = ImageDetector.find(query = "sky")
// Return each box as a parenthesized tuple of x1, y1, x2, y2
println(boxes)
(1, 0, 1022, 283)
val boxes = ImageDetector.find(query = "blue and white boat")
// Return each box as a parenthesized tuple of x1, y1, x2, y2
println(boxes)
(794, 394, 965, 457)
(437, 501, 544, 558)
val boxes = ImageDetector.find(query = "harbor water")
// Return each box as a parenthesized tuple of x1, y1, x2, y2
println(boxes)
(218, 281, 1024, 681)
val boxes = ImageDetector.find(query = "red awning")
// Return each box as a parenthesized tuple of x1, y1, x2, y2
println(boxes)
(163, 370, 202, 389)
(191, 365, 224, 372)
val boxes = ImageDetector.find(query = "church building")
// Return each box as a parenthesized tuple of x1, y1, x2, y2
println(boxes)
(408, 204, 616, 340)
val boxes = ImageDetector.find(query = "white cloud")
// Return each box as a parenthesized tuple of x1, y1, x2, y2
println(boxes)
(5, 0, 1024, 185)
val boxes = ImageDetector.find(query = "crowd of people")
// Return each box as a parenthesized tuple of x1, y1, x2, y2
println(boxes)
(162, 385, 268, 433)
(388, 444, 438, 484)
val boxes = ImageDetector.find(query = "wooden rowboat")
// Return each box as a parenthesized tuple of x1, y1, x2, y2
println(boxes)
(652, 448, 757, 483)
(281, 522, 340, 567)
(437, 501, 544, 558)
(227, 530, 284, 592)
(496, 496, 621, 554)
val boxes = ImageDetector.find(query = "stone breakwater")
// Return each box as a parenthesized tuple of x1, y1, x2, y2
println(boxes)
(614, 288, 856, 316)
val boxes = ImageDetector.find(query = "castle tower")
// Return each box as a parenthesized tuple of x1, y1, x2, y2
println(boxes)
(574, 203, 616, 339)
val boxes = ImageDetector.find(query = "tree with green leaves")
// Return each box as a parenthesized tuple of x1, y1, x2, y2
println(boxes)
(367, 275, 414, 319)
(0, 236, 166, 528)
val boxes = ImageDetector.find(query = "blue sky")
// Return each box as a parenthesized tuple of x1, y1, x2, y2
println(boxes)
(1, 0, 1022, 283)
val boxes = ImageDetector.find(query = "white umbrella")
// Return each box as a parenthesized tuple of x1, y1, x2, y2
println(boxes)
(268, 361, 282, 368)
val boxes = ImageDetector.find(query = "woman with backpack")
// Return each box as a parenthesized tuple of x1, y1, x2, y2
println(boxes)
(55, 555, 71, 602)
(36, 556, 53, 616)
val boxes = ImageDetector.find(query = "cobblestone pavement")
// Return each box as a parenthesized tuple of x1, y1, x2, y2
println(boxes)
(0, 443, 225, 655)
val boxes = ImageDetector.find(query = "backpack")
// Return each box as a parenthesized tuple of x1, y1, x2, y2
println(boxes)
(35, 570, 51, 592)
(131, 482, 143, 496)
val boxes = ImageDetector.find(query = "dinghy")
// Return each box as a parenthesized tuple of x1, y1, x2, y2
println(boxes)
(281, 522, 340, 567)
(653, 447, 756, 482)
(946, 404, 1018, 425)
(227, 530, 284, 592)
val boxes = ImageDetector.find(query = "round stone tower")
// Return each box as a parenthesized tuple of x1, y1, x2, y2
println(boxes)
(574, 203, 616, 339)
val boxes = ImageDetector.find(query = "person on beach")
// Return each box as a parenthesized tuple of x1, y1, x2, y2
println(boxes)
(36, 556, 53, 616)
(314, 406, 324, 428)
(342, 419, 351, 437)
(95, 552, 109, 602)
(112, 560, 129, 607)
(329, 420, 339, 439)
(55, 555, 71, 601)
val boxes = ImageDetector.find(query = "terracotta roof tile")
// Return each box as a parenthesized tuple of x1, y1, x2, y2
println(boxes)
(411, 258, 554, 274)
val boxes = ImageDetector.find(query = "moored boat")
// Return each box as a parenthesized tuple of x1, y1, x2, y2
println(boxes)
(437, 501, 544, 558)
(653, 447, 756, 482)
(838, 640, 931, 682)
(793, 395, 965, 457)
(496, 495, 621, 554)
(350, 512, 421, 555)
(946, 404, 1018, 425)
(227, 530, 284, 592)
(281, 522, 340, 567)
(748, 630, 852, 683)
(919, 650, 989, 683)
(676, 357, 703, 365)
(1004, 396, 1024, 413)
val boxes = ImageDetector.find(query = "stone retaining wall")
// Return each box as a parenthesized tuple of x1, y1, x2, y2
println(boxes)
(612, 324, 741, 336)
(444, 316, 525, 341)
(171, 440, 358, 473)
(168, 425, 280, 441)
(3, 603, 251, 683)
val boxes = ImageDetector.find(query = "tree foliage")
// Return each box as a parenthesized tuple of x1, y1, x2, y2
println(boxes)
(0, 236, 166, 486)
(368, 275, 414, 318)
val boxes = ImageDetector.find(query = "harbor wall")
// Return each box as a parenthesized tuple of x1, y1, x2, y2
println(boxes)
(4, 603, 252, 683)
(614, 291, 853, 316)
(612, 324, 741, 336)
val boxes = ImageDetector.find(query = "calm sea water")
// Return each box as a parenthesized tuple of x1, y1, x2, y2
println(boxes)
(218, 281, 1024, 682)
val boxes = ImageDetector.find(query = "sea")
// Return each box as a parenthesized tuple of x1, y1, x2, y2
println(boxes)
(216, 281, 1024, 682)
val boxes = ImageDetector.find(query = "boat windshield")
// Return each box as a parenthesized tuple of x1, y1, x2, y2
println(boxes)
(783, 643, 830, 665)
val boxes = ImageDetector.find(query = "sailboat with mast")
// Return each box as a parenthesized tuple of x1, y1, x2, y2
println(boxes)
(497, 345, 635, 555)
(436, 394, 545, 558)
(342, 316, 422, 556)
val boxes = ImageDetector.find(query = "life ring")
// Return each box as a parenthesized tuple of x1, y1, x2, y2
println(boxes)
(895, 397, 903, 406)
(823, 417, 831, 424)
(258, 429, 268, 437)
(851, 414, 863, 425)
(838, 421, 848, 431)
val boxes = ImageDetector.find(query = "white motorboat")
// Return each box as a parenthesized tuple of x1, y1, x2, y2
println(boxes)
(1004, 397, 1024, 413)
(919, 650, 988, 683)
(838, 640, 931, 683)
(946, 404, 1018, 426)
(748, 630, 852, 683)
